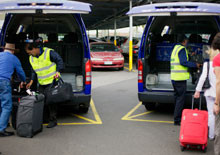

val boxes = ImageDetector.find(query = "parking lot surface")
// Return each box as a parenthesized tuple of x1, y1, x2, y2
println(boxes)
(0, 65, 214, 155)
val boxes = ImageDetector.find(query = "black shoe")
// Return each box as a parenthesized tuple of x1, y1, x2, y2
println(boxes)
(174, 122, 181, 126)
(47, 121, 57, 128)
(0, 131, 14, 137)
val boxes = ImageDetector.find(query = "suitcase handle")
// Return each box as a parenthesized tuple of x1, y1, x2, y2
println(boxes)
(192, 95, 202, 110)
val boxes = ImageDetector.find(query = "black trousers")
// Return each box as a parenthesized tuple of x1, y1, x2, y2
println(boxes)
(39, 84, 57, 122)
(172, 80, 187, 123)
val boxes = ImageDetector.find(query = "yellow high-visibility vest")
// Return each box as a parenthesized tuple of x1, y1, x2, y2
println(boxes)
(29, 47, 57, 85)
(170, 45, 190, 81)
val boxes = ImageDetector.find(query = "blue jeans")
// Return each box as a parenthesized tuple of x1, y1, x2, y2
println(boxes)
(0, 79, 12, 132)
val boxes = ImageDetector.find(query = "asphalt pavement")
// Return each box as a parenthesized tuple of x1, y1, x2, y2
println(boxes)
(0, 66, 214, 155)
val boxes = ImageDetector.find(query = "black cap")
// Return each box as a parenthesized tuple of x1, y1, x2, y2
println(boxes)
(177, 34, 188, 43)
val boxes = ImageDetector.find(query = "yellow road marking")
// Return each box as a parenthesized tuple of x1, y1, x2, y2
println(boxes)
(121, 102, 142, 120)
(74, 114, 97, 124)
(90, 99, 102, 124)
(124, 66, 136, 72)
(125, 118, 173, 124)
(44, 99, 102, 126)
(128, 111, 153, 119)
(121, 102, 174, 124)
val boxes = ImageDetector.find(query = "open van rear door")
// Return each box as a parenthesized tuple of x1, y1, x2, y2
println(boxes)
(127, 2, 220, 16)
(0, 0, 91, 14)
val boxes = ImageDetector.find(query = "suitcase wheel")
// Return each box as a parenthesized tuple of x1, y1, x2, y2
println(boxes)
(180, 146, 185, 152)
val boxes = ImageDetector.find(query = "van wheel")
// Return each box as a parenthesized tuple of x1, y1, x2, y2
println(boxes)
(78, 105, 89, 113)
(143, 102, 156, 111)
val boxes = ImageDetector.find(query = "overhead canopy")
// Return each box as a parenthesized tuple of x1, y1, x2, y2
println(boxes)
(80, 0, 148, 30)
(79, 0, 220, 30)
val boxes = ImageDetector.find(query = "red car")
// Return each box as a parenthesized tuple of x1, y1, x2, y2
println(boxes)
(90, 42, 124, 70)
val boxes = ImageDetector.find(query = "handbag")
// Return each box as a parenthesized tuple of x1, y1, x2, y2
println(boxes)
(202, 61, 211, 89)
(44, 78, 73, 105)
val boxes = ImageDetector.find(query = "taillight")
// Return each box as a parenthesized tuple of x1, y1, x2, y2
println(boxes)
(138, 59, 143, 83)
(85, 60, 92, 85)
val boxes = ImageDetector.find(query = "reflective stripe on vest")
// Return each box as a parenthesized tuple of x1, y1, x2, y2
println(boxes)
(170, 45, 190, 81)
(29, 48, 57, 85)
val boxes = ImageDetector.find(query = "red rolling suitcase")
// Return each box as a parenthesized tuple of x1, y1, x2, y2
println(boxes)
(179, 96, 208, 152)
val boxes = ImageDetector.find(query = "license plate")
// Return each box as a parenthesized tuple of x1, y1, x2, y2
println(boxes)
(104, 61, 112, 65)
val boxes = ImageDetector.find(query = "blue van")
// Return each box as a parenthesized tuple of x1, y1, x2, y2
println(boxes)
(127, 2, 220, 110)
(0, 0, 92, 113)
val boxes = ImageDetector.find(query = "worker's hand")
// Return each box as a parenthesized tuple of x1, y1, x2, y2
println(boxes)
(214, 103, 220, 115)
(194, 91, 200, 99)
(26, 80, 33, 89)
(196, 63, 202, 68)
(54, 72, 60, 79)
(191, 52, 196, 56)
(19, 82, 26, 89)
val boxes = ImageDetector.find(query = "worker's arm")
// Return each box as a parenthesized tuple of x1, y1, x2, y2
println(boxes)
(50, 50, 64, 72)
(178, 49, 197, 68)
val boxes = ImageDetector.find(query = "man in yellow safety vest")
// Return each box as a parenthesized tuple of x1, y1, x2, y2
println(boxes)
(25, 37, 63, 128)
(170, 34, 200, 126)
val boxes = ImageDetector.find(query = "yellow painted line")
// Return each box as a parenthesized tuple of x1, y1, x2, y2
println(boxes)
(58, 122, 94, 125)
(125, 118, 174, 124)
(43, 99, 102, 126)
(121, 102, 142, 120)
(90, 99, 102, 124)
(128, 111, 153, 119)
(74, 114, 97, 124)
(124, 66, 136, 72)
(121, 102, 173, 124)
(43, 122, 93, 126)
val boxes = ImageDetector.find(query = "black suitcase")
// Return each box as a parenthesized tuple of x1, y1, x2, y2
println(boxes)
(16, 94, 45, 138)
(11, 101, 19, 130)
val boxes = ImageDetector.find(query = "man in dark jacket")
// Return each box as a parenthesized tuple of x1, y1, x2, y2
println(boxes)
(25, 38, 63, 128)
(0, 43, 26, 136)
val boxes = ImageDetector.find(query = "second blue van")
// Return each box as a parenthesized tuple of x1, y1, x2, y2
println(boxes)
(127, 2, 220, 110)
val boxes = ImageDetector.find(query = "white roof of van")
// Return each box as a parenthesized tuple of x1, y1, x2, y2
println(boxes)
(0, 0, 91, 14)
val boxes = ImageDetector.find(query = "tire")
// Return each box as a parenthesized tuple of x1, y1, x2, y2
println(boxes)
(78, 105, 89, 113)
(119, 67, 124, 71)
(203, 146, 207, 153)
(143, 102, 156, 111)
(180, 146, 185, 152)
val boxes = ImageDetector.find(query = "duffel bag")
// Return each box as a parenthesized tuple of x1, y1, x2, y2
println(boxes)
(45, 78, 73, 105)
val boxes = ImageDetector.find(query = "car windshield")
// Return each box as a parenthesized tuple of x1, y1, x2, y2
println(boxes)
(91, 44, 119, 52)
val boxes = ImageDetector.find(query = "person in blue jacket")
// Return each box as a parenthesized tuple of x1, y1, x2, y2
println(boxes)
(0, 43, 26, 137)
